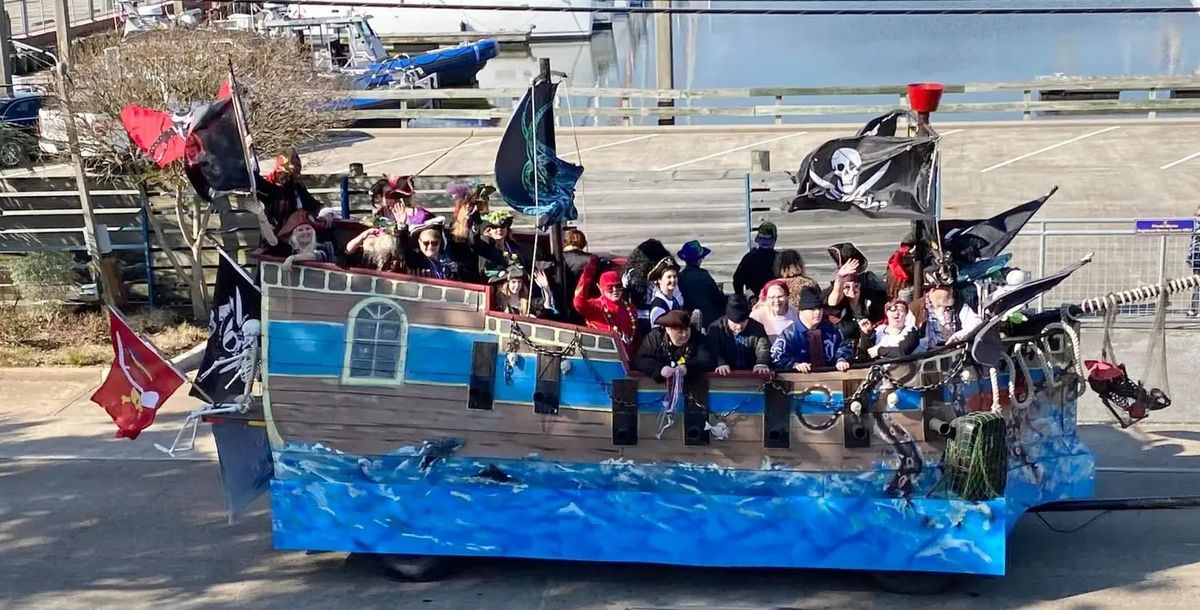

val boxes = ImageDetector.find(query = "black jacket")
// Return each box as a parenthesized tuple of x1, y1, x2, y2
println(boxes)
(821, 271, 888, 342)
(733, 248, 780, 299)
(560, 249, 594, 324)
(634, 327, 716, 382)
(679, 265, 727, 327)
(706, 316, 772, 369)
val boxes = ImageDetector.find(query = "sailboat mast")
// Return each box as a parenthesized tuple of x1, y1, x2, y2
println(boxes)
(540, 57, 569, 297)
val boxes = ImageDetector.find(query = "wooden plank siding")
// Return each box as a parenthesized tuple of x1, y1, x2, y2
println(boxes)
(0, 170, 759, 306)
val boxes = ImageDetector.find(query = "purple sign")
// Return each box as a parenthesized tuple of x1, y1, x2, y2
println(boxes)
(1135, 219, 1196, 235)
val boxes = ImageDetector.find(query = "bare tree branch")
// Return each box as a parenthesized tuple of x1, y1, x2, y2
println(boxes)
(48, 27, 349, 188)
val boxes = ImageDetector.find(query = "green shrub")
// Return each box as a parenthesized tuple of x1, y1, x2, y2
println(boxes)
(5, 253, 80, 303)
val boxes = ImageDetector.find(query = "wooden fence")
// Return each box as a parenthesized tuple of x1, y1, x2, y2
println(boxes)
(338, 76, 1200, 126)
(0, 167, 794, 312)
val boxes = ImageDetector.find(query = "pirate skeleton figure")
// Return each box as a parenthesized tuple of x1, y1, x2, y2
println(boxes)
(808, 147, 892, 211)
(196, 286, 261, 402)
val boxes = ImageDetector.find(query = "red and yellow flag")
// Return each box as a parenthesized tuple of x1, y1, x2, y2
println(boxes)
(90, 308, 186, 440)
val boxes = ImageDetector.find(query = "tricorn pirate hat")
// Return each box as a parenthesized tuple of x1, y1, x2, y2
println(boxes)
(827, 242, 869, 269)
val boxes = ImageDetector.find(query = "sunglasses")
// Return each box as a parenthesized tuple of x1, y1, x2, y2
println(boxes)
(419, 240, 440, 247)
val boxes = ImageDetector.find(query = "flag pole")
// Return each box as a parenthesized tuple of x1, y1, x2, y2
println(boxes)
(538, 57, 569, 304)
(226, 58, 277, 247)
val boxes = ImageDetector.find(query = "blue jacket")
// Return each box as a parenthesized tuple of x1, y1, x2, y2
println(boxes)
(770, 320, 853, 370)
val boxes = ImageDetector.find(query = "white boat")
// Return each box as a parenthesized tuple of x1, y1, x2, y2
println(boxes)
(286, 0, 597, 40)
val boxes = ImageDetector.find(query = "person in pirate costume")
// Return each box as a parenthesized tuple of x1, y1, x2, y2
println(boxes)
(407, 218, 460, 281)
(707, 295, 772, 375)
(917, 280, 982, 352)
(574, 255, 639, 355)
(771, 287, 853, 373)
(281, 216, 336, 270)
(490, 264, 556, 318)
(344, 219, 408, 274)
(634, 309, 716, 383)
(256, 150, 330, 257)
(677, 240, 727, 328)
(370, 175, 432, 227)
(646, 256, 688, 329)
(733, 220, 782, 303)
(445, 180, 496, 284)
(560, 229, 596, 324)
(623, 238, 674, 335)
(822, 242, 888, 343)
(476, 209, 525, 282)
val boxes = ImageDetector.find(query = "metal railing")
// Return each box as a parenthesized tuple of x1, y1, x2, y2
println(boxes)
(5, 0, 118, 38)
(1006, 219, 1198, 317)
(337, 76, 1200, 127)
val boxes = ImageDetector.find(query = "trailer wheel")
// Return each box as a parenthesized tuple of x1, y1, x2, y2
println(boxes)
(870, 571, 960, 595)
(377, 554, 455, 582)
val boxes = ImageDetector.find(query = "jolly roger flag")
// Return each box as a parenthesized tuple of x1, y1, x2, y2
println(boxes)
(857, 109, 910, 138)
(191, 248, 262, 405)
(788, 135, 938, 219)
(184, 97, 256, 203)
(938, 187, 1057, 264)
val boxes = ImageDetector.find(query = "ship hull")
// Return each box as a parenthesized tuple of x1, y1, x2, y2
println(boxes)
(257, 259, 1095, 577)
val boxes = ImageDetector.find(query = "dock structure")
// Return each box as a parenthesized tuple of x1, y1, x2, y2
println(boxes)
(7, 0, 120, 47)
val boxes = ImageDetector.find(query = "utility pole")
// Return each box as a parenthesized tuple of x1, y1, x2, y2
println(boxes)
(0, 9, 13, 98)
(654, 0, 674, 126)
(54, 0, 119, 307)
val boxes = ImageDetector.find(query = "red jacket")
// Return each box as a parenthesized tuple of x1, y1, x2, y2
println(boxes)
(574, 256, 638, 354)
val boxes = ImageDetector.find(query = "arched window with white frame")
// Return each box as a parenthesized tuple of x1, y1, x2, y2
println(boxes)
(343, 298, 407, 385)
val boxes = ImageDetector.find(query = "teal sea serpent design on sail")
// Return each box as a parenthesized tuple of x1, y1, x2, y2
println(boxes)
(494, 78, 584, 230)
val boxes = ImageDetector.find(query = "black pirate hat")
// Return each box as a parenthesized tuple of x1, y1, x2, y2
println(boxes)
(827, 242, 868, 269)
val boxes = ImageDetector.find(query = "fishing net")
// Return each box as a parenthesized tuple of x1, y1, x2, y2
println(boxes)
(941, 411, 1007, 501)
(1140, 290, 1171, 399)
(1089, 292, 1172, 427)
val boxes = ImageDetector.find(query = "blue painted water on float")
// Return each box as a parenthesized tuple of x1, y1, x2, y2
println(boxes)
(268, 418, 1093, 576)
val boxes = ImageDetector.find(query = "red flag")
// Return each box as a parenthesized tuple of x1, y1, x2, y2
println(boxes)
(119, 79, 233, 168)
(217, 76, 232, 101)
(91, 308, 187, 440)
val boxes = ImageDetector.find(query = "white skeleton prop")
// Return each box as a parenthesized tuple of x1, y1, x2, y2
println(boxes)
(808, 147, 893, 211)
(156, 318, 261, 458)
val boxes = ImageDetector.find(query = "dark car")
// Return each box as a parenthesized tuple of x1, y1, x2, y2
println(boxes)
(0, 92, 44, 167)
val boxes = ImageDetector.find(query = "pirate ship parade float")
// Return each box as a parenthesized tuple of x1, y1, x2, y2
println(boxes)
(118, 76, 1192, 591)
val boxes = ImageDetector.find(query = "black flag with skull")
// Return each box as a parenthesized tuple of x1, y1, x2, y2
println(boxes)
(787, 136, 938, 219)
(191, 249, 262, 405)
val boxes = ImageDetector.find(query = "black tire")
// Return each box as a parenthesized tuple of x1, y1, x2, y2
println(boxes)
(0, 141, 25, 167)
(870, 571, 962, 595)
(377, 554, 456, 582)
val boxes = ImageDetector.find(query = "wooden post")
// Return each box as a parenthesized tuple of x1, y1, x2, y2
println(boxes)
(0, 9, 13, 98)
(750, 150, 770, 172)
(654, 0, 674, 126)
(54, 0, 117, 308)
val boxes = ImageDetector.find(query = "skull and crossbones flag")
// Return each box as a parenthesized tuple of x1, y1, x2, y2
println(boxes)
(857, 110, 910, 138)
(787, 135, 938, 219)
(191, 249, 262, 405)
(91, 307, 187, 440)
